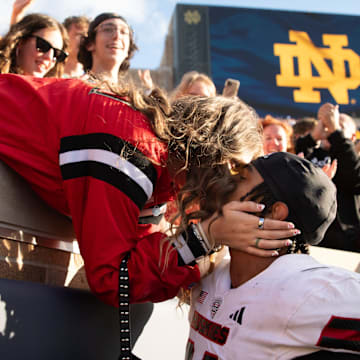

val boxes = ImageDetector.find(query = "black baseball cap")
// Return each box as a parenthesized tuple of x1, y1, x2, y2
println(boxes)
(252, 152, 337, 245)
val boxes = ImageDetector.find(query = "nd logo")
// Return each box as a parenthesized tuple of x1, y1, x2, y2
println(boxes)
(274, 30, 360, 104)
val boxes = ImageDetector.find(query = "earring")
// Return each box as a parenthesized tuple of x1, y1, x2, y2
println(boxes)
(227, 161, 241, 175)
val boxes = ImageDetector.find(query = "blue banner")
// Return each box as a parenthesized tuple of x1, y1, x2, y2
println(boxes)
(208, 6, 360, 117)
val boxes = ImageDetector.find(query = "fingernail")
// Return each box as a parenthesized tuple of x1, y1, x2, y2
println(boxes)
(288, 223, 295, 229)
(271, 251, 279, 257)
(285, 240, 293, 246)
(257, 204, 265, 211)
(293, 229, 301, 235)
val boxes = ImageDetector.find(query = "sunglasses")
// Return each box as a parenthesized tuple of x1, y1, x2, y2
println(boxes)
(29, 35, 68, 63)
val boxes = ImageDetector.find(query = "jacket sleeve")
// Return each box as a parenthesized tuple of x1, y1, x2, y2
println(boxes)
(62, 174, 200, 306)
(285, 274, 360, 355)
(328, 130, 360, 193)
(295, 134, 318, 157)
(59, 130, 201, 306)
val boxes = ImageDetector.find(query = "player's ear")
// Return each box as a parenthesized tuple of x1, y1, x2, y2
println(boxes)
(270, 201, 289, 221)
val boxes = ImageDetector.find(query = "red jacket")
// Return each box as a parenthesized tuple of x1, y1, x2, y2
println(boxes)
(0, 74, 200, 305)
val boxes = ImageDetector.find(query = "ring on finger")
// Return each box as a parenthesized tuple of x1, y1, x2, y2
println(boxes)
(255, 238, 261, 249)
(258, 217, 265, 230)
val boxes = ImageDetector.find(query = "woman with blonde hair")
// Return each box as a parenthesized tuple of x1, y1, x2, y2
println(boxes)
(170, 71, 216, 101)
(0, 13, 68, 77)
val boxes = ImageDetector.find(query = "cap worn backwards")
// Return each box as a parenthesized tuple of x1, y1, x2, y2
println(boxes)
(251, 152, 337, 245)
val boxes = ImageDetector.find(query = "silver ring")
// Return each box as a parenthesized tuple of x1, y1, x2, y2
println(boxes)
(255, 238, 261, 248)
(258, 217, 265, 230)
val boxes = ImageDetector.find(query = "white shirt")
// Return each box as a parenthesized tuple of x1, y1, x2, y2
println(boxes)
(187, 254, 360, 360)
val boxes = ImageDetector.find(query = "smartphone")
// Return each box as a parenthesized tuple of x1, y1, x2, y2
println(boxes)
(222, 78, 240, 98)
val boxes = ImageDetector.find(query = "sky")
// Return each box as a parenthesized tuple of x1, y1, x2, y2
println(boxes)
(1, 0, 360, 69)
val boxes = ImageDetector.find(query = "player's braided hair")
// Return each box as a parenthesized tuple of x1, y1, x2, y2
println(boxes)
(238, 179, 309, 254)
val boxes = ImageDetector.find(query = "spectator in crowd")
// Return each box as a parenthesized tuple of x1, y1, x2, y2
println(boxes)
(262, 114, 294, 154)
(296, 103, 360, 253)
(338, 113, 357, 142)
(10, 0, 35, 26)
(187, 152, 360, 360)
(77, 12, 137, 83)
(170, 71, 216, 101)
(0, 13, 68, 77)
(292, 116, 317, 142)
(62, 15, 89, 78)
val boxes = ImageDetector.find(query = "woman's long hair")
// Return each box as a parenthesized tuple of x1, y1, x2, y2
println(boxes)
(104, 80, 263, 262)
(167, 96, 263, 236)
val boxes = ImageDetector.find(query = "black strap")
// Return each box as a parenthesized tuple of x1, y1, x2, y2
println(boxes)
(118, 254, 142, 360)
(177, 224, 209, 266)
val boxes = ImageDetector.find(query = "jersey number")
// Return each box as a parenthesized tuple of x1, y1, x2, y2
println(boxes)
(186, 339, 219, 360)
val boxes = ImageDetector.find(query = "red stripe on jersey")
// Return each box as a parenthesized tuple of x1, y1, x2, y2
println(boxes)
(317, 315, 360, 351)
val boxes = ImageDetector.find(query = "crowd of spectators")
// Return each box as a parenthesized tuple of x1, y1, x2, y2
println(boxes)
(0, 0, 359, 257)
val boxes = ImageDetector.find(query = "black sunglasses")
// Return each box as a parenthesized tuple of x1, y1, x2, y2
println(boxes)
(29, 35, 68, 63)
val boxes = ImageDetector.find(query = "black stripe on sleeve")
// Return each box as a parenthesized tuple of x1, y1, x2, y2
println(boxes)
(60, 133, 157, 186)
(317, 316, 360, 353)
(60, 133, 158, 210)
(327, 318, 360, 332)
(318, 337, 360, 352)
(60, 161, 148, 210)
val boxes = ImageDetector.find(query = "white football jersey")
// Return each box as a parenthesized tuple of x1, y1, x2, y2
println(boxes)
(187, 254, 360, 360)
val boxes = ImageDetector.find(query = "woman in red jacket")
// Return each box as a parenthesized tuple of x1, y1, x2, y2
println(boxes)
(0, 74, 298, 307)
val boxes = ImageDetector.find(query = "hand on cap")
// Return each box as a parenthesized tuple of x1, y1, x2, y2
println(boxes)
(201, 200, 300, 257)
